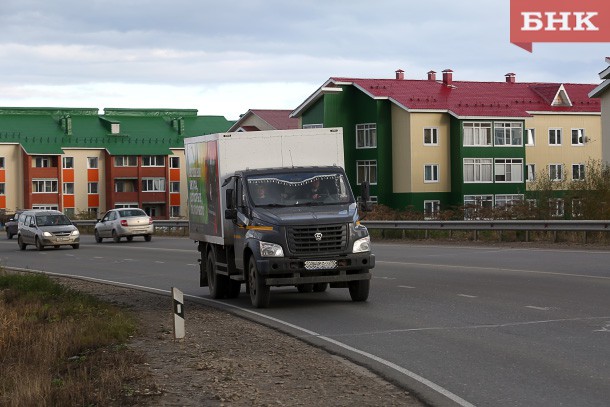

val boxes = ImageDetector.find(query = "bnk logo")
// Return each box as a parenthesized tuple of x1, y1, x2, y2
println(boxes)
(510, 0, 610, 52)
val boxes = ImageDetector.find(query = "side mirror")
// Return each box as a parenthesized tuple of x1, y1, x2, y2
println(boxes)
(225, 189, 235, 210)
(224, 208, 237, 220)
(359, 181, 373, 212)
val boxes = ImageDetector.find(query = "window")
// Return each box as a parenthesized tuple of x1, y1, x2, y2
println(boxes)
(34, 157, 51, 168)
(32, 205, 58, 210)
(88, 182, 98, 194)
(572, 164, 585, 181)
(494, 122, 523, 146)
(0, 183, 4, 195)
(571, 129, 585, 146)
(115, 203, 138, 208)
(549, 128, 562, 145)
(572, 199, 583, 217)
(169, 156, 180, 168)
(170, 206, 181, 218)
(142, 177, 166, 192)
(64, 208, 75, 217)
(170, 181, 180, 192)
(302, 124, 323, 129)
(525, 129, 536, 146)
(424, 128, 438, 145)
(62, 157, 74, 169)
(88, 157, 98, 169)
(424, 164, 439, 182)
(114, 156, 137, 167)
(32, 179, 58, 193)
(356, 124, 377, 148)
(0, 157, 4, 168)
(424, 200, 440, 220)
(356, 160, 377, 184)
(463, 158, 493, 183)
(549, 198, 565, 217)
(549, 164, 564, 181)
(63, 183, 74, 194)
(494, 159, 523, 183)
(142, 155, 165, 167)
(463, 122, 492, 146)
(526, 164, 536, 182)
(87, 208, 98, 218)
(115, 179, 137, 192)
(495, 194, 524, 209)
(463, 195, 493, 219)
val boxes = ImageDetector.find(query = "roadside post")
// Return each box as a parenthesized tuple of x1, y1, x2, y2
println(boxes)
(171, 287, 185, 339)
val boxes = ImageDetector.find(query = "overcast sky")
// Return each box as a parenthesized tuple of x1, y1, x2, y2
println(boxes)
(1, 0, 608, 120)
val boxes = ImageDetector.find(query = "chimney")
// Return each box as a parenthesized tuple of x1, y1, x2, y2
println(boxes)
(395, 69, 405, 80)
(427, 70, 437, 81)
(505, 73, 516, 83)
(442, 69, 453, 86)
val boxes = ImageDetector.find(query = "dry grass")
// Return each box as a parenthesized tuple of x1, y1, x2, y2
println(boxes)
(0, 271, 145, 407)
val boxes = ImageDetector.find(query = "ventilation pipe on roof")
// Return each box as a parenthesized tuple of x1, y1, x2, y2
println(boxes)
(505, 73, 516, 83)
(395, 69, 405, 80)
(442, 69, 453, 87)
(427, 71, 437, 81)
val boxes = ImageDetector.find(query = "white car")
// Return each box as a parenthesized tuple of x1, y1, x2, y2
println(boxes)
(17, 209, 80, 250)
(94, 208, 154, 243)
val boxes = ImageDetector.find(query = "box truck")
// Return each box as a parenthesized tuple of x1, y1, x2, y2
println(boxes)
(184, 128, 374, 308)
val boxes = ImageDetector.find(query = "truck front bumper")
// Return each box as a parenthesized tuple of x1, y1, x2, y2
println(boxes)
(256, 253, 374, 286)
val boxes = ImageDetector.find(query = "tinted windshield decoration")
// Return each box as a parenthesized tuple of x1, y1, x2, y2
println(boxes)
(247, 172, 354, 207)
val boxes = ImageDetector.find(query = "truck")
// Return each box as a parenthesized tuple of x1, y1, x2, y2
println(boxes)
(184, 128, 375, 308)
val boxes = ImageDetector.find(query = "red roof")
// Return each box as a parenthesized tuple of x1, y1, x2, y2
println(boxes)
(250, 109, 298, 130)
(329, 77, 599, 118)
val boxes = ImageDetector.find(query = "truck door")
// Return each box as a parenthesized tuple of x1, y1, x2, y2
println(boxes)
(232, 177, 249, 271)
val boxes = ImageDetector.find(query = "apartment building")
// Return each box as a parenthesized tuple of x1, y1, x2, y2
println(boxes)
(0, 107, 233, 218)
(290, 70, 601, 217)
(589, 56, 610, 164)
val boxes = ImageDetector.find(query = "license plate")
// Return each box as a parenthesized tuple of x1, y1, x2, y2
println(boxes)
(58, 237, 70, 241)
(304, 260, 337, 270)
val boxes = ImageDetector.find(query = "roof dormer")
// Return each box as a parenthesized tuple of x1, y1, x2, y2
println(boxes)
(551, 84, 573, 107)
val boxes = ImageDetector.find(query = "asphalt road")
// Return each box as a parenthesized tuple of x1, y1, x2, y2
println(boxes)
(1, 235, 609, 407)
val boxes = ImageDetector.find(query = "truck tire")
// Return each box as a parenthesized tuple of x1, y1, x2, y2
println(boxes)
(296, 284, 313, 293)
(207, 249, 228, 299)
(226, 280, 241, 299)
(313, 282, 328, 292)
(248, 257, 270, 308)
(348, 279, 370, 302)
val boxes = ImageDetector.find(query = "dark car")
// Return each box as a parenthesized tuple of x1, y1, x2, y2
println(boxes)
(5, 210, 25, 239)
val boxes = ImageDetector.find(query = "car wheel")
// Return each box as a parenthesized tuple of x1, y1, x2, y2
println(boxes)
(248, 256, 270, 308)
(17, 235, 26, 251)
(112, 230, 121, 243)
(72, 244, 80, 249)
(144, 234, 152, 242)
(35, 237, 44, 251)
(53, 245, 60, 249)
(126, 236, 134, 242)
(94, 230, 102, 243)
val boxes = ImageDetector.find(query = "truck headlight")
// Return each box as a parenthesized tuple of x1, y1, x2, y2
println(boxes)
(352, 236, 371, 253)
(260, 241, 284, 257)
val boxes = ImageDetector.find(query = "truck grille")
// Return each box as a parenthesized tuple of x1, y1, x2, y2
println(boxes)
(287, 224, 347, 255)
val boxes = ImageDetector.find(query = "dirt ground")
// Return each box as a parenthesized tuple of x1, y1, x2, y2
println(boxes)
(54, 277, 424, 407)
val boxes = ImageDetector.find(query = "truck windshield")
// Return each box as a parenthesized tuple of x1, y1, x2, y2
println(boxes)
(247, 171, 354, 207)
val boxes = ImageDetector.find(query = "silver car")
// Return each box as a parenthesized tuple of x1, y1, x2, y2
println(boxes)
(94, 208, 154, 243)
(17, 210, 80, 250)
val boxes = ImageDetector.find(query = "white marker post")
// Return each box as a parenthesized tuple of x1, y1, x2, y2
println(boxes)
(171, 287, 185, 339)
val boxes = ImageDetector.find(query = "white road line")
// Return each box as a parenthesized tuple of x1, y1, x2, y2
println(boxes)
(398, 285, 415, 289)
(374, 276, 396, 280)
(377, 260, 610, 281)
(457, 294, 477, 298)
(525, 306, 552, 311)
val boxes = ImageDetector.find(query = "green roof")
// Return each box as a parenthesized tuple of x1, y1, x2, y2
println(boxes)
(0, 107, 235, 155)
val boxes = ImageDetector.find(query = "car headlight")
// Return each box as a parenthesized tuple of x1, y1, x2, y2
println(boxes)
(259, 241, 284, 257)
(352, 236, 371, 253)
(43, 231, 52, 237)
(71, 230, 80, 236)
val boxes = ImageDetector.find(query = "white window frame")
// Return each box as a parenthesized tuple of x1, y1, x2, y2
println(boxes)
(463, 195, 493, 219)
(424, 200, 440, 220)
(302, 123, 323, 129)
(494, 158, 523, 183)
(33, 205, 58, 210)
(63, 182, 74, 195)
(572, 199, 583, 218)
(0, 157, 4, 169)
(170, 181, 180, 193)
(115, 203, 139, 208)
(62, 157, 74, 169)
(548, 128, 562, 146)
(32, 179, 58, 193)
(142, 155, 165, 167)
(169, 156, 180, 168)
(142, 177, 166, 192)
(170, 205, 181, 218)
(0, 183, 5, 195)
(495, 194, 524, 209)
(463, 158, 493, 183)
(34, 157, 51, 168)
(526, 164, 536, 182)
(549, 164, 564, 181)
(356, 123, 377, 149)
(424, 164, 439, 183)
(88, 182, 98, 194)
(494, 122, 523, 146)
(549, 198, 565, 217)
(87, 157, 98, 169)
(114, 156, 138, 167)
(356, 160, 377, 185)
(572, 163, 585, 181)
(525, 129, 536, 146)
(571, 129, 585, 146)
(423, 128, 439, 146)
(463, 122, 492, 146)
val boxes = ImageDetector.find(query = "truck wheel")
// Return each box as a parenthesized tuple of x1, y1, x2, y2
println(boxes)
(248, 257, 270, 308)
(207, 249, 227, 299)
(348, 279, 370, 302)
(296, 284, 313, 293)
(226, 280, 241, 299)
(313, 283, 328, 292)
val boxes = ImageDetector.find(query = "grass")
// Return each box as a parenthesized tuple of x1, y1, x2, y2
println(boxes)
(0, 271, 144, 407)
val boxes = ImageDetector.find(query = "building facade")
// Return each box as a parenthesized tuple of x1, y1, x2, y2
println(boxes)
(291, 70, 601, 217)
(589, 56, 610, 164)
(0, 108, 233, 218)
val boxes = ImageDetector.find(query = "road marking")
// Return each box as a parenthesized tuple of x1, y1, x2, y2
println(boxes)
(398, 285, 415, 289)
(187, 263, 198, 266)
(377, 260, 610, 281)
(374, 276, 396, 280)
(94, 256, 104, 259)
(594, 322, 610, 333)
(155, 261, 165, 264)
(458, 294, 477, 298)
